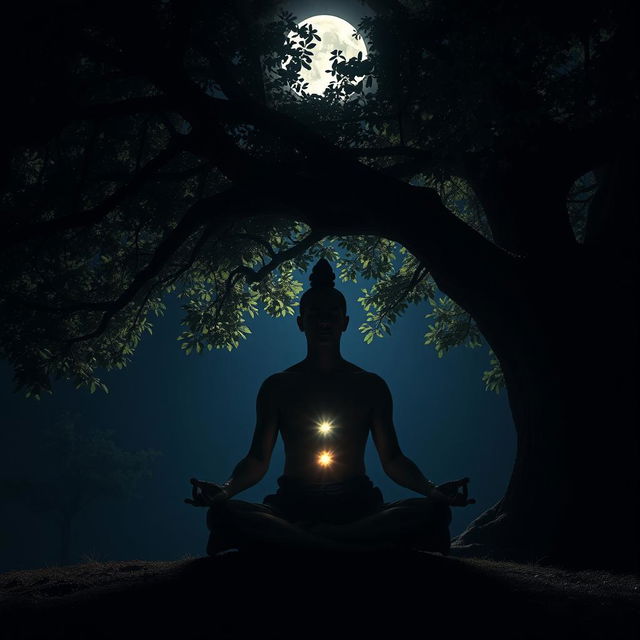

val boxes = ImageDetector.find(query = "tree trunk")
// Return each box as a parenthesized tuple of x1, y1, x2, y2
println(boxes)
(452, 248, 638, 574)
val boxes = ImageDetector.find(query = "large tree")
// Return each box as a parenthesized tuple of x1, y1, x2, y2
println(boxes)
(1, 1, 637, 572)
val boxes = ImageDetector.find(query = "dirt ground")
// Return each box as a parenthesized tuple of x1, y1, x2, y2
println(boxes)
(1, 549, 638, 639)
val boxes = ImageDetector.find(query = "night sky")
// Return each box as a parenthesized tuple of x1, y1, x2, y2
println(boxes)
(0, 259, 516, 572)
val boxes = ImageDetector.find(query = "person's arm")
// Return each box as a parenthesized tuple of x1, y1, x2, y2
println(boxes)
(368, 374, 438, 496)
(219, 374, 280, 498)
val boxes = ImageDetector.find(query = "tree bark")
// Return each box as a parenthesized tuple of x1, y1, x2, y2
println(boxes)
(451, 245, 638, 573)
(424, 133, 639, 574)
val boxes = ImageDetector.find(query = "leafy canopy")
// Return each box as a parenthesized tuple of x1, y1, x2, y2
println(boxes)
(2, 0, 616, 397)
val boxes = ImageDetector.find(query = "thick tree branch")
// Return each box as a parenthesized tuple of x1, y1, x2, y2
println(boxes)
(583, 138, 638, 258)
(160, 55, 512, 298)
(1, 185, 296, 317)
(76, 96, 175, 121)
(381, 159, 431, 179)
(227, 233, 277, 259)
(560, 116, 635, 187)
(0, 289, 111, 314)
(97, 160, 210, 182)
(350, 146, 430, 158)
(69, 25, 517, 324)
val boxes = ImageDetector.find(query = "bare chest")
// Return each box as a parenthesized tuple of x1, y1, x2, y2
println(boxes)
(276, 373, 373, 443)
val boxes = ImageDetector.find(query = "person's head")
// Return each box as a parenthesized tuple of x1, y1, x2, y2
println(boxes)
(297, 259, 349, 344)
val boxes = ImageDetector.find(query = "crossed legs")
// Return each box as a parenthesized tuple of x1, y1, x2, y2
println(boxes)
(308, 498, 452, 552)
(207, 500, 396, 553)
(207, 497, 451, 555)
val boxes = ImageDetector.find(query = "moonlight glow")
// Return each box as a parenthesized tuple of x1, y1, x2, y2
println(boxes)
(284, 14, 368, 97)
(317, 450, 334, 467)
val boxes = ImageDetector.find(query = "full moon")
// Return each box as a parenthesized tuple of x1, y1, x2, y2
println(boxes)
(284, 14, 368, 97)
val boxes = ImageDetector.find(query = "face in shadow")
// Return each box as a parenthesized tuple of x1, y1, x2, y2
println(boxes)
(297, 289, 349, 347)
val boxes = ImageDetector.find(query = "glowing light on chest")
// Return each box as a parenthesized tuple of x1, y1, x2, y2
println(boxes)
(317, 420, 334, 435)
(317, 451, 334, 467)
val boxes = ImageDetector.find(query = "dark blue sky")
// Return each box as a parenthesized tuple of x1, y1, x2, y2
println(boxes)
(0, 264, 516, 571)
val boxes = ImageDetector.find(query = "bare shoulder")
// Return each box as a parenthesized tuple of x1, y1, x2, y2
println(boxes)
(363, 370, 386, 383)
(260, 372, 283, 384)
(258, 373, 285, 396)
(281, 364, 303, 373)
(364, 372, 391, 395)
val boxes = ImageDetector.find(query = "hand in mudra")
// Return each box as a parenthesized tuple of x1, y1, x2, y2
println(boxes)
(184, 478, 229, 507)
(430, 477, 476, 507)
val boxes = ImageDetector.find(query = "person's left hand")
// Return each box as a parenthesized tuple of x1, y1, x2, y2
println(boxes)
(184, 478, 229, 507)
(430, 477, 476, 507)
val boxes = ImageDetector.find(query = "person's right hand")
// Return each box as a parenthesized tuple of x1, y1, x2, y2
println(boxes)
(184, 478, 229, 507)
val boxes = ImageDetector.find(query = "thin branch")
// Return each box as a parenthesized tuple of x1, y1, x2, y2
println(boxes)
(371, 262, 429, 334)
(201, 269, 244, 334)
(65, 182, 311, 343)
(226, 233, 276, 258)
(159, 221, 233, 291)
(2, 185, 286, 317)
(3, 140, 183, 248)
(66, 198, 217, 343)
(115, 280, 158, 360)
(232, 228, 326, 286)
(462, 311, 474, 342)
(0, 288, 111, 313)
(201, 228, 326, 331)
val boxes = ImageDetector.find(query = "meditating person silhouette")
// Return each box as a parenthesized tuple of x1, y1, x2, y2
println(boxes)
(185, 258, 476, 555)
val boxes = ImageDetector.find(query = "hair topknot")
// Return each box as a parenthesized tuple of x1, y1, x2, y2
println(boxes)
(309, 258, 335, 289)
(299, 258, 346, 318)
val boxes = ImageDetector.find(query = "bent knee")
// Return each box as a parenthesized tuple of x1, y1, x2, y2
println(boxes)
(424, 498, 452, 523)
(207, 499, 276, 525)
(392, 497, 452, 524)
(434, 502, 452, 526)
(207, 499, 239, 527)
